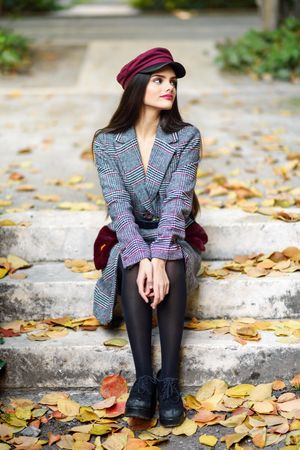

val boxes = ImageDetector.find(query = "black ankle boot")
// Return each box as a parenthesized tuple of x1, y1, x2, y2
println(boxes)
(125, 375, 157, 420)
(156, 370, 185, 427)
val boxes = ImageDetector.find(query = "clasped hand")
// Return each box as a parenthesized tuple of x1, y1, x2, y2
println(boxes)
(136, 258, 169, 309)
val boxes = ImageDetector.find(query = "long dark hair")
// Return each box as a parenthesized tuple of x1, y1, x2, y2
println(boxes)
(91, 70, 201, 220)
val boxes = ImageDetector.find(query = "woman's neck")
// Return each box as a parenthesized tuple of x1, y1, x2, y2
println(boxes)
(134, 110, 160, 139)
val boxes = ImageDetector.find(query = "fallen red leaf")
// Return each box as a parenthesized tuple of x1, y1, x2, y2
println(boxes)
(0, 327, 21, 337)
(232, 407, 254, 416)
(100, 373, 128, 399)
(48, 431, 61, 445)
(29, 419, 41, 428)
(51, 410, 66, 419)
(105, 401, 126, 418)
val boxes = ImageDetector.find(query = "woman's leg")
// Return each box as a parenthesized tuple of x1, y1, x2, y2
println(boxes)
(117, 255, 153, 378)
(156, 259, 187, 378)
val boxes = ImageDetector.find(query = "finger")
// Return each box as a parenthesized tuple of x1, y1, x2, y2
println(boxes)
(137, 281, 149, 303)
(152, 286, 164, 309)
(144, 283, 152, 296)
(165, 283, 169, 297)
(145, 277, 153, 295)
(140, 275, 151, 300)
(151, 286, 160, 310)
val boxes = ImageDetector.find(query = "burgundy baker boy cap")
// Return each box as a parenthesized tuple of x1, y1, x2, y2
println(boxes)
(116, 47, 186, 90)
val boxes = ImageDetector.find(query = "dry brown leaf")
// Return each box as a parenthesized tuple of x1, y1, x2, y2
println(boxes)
(277, 399, 300, 412)
(221, 432, 248, 448)
(92, 397, 116, 410)
(193, 409, 219, 423)
(252, 427, 267, 448)
(244, 266, 268, 277)
(183, 395, 202, 410)
(272, 380, 286, 390)
(277, 392, 296, 403)
(34, 194, 61, 202)
(291, 375, 300, 388)
(252, 401, 274, 414)
(172, 418, 198, 436)
(102, 433, 128, 450)
(199, 433, 218, 446)
(7, 254, 31, 270)
(248, 383, 273, 401)
(220, 413, 248, 428)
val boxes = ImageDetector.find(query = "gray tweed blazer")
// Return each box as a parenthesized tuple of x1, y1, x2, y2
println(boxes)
(93, 122, 203, 324)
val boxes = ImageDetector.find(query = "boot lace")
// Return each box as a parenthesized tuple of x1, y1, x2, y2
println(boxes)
(159, 377, 181, 402)
(132, 375, 156, 396)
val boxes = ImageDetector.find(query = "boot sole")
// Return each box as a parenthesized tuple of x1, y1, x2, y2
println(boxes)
(159, 412, 185, 427)
(125, 406, 156, 420)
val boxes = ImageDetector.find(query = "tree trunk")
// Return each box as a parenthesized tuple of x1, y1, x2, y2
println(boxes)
(256, 0, 300, 30)
(256, 0, 280, 30)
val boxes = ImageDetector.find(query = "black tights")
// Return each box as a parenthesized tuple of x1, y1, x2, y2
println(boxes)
(117, 255, 187, 379)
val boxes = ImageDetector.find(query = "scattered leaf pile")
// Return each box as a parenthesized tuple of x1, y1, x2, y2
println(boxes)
(0, 254, 31, 280)
(202, 246, 300, 279)
(184, 317, 300, 345)
(196, 128, 300, 219)
(0, 316, 100, 342)
(0, 121, 299, 220)
(1, 316, 300, 345)
(1, 373, 300, 449)
(64, 259, 100, 280)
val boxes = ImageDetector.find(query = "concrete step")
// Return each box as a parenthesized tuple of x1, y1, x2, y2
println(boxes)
(1, 261, 300, 322)
(52, 3, 140, 17)
(1, 208, 299, 261)
(0, 325, 298, 389)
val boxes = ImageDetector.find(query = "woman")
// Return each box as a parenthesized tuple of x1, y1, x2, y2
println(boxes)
(92, 47, 204, 427)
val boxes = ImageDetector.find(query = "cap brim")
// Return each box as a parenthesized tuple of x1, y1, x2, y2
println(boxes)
(140, 62, 186, 78)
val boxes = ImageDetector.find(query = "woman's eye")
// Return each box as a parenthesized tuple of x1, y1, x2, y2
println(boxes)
(153, 78, 177, 86)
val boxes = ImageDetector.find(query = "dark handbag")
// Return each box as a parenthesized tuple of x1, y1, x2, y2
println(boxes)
(185, 221, 208, 253)
(94, 225, 118, 271)
(93, 220, 208, 271)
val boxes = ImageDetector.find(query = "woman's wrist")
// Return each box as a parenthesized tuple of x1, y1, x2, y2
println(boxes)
(152, 257, 166, 267)
(140, 258, 151, 264)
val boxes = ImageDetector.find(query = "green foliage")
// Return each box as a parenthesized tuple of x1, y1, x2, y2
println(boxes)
(1, 0, 60, 14)
(215, 17, 300, 81)
(130, 0, 256, 10)
(0, 28, 32, 73)
(0, 359, 6, 371)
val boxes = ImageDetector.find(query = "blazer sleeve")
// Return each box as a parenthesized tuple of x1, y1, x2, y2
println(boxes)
(150, 126, 202, 260)
(93, 132, 151, 269)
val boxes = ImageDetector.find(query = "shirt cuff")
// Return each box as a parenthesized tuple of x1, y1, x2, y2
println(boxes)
(150, 241, 184, 260)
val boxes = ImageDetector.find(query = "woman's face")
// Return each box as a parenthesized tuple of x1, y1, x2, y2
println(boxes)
(143, 65, 177, 111)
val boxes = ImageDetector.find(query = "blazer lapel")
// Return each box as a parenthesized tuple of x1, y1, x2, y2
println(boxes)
(145, 123, 178, 202)
(116, 123, 178, 208)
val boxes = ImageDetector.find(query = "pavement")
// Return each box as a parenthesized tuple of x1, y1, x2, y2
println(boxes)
(0, 8, 300, 450)
(0, 11, 299, 210)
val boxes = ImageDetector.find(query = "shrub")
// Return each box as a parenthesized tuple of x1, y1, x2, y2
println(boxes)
(1, 0, 60, 14)
(214, 17, 300, 81)
(0, 28, 32, 73)
(130, 0, 256, 10)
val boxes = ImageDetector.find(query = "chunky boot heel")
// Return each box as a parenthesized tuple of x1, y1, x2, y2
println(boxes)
(157, 370, 185, 427)
(125, 375, 157, 420)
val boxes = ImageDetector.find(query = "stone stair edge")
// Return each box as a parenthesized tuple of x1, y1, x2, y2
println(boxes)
(0, 326, 296, 348)
(1, 207, 300, 226)
(1, 257, 299, 321)
(1, 327, 299, 388)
